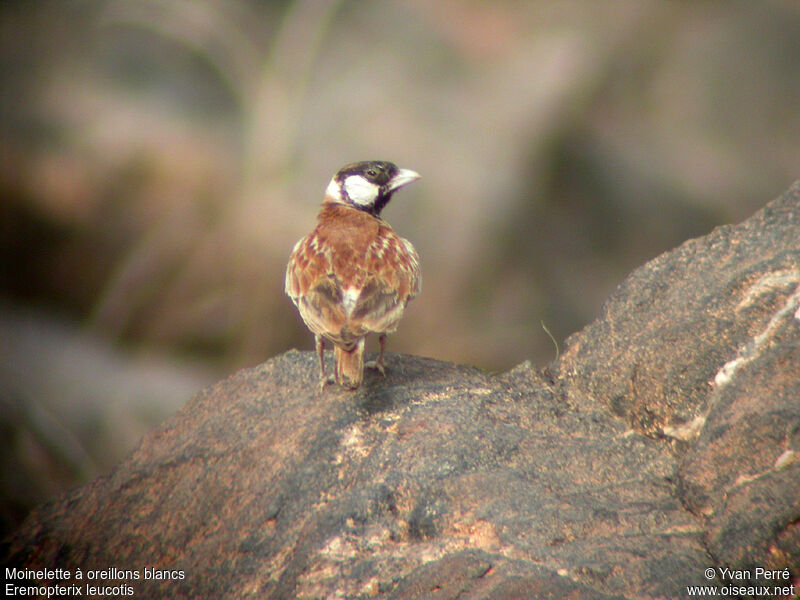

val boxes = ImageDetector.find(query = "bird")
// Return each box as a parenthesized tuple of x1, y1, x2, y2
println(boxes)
(285, 161, 421, 390)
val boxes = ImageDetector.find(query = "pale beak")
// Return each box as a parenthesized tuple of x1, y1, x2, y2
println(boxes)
(387, 168, 421, 192)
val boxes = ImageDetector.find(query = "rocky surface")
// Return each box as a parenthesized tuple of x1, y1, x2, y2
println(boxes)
(3, 183, 799, 599)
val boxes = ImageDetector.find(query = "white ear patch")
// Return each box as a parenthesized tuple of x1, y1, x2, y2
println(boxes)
(344, 175, 380, 207)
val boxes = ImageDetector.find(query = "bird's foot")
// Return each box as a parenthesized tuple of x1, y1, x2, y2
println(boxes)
(318, 375, 335, 391)
(365, 359, 386, 377)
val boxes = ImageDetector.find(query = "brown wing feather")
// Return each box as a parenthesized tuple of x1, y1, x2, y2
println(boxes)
(285, 234, 341, 333)
(286, 204, 420, 345)
(348, 228, 420, 335)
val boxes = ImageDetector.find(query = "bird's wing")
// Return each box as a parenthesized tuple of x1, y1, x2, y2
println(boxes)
(286, 233, 349, 339)
(286, 222, 420, 340)
(348, 230, 421, 335)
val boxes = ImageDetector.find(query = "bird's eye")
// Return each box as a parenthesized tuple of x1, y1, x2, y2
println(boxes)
(366, 169, 377, 177)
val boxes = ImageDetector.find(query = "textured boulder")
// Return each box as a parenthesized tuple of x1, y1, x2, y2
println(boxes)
(3, 183, 799, 599)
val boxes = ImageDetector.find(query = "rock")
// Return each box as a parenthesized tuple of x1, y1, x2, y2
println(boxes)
(3, 183, 799, 599)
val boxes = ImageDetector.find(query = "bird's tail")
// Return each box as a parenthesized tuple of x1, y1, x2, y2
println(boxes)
(335, 338, 365, 390)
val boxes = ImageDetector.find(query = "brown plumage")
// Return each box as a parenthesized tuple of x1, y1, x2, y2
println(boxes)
(285, 161, 421, 390)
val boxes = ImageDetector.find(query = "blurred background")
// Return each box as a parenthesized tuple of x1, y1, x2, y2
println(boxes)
(2, 0, 799, 536)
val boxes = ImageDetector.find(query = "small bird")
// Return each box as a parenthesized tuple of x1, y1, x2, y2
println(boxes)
(285, 161, 421, 390)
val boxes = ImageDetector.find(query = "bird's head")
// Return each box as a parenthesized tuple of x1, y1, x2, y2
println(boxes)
(324, 161, 420, 216)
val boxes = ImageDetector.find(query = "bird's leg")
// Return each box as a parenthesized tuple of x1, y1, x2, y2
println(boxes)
(365, 334, 387, 376)
(316, 335, 334, 390)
